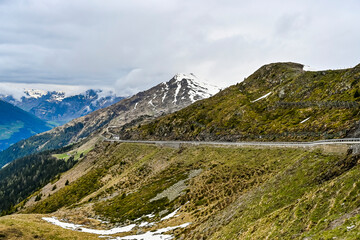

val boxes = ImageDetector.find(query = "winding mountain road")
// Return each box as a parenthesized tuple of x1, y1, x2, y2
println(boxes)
(103, 138, 360, 148)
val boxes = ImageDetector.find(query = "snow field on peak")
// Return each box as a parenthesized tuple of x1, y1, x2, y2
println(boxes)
(172, 73, 220, 104)
(186, 79, 219, 103)
(173, 73, 197, 82)
(24, 89, 48, 99)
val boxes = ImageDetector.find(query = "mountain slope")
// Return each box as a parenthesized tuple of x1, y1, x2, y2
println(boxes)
(0, 100, 51, 151)
(2, 63, 360, 239)
(1, 89, 124, 125)
(0, 74, 219, 168)
(3, 141, 359, 239)
(117, 62, 360, 141)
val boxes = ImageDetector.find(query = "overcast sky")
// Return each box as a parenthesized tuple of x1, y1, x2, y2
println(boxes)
(0, 0, 359, 96)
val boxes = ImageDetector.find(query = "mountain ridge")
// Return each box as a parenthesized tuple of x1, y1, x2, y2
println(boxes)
(1, 89, 125, 125)
(114, 62, 360, 142)
(0, 74, 219, 168)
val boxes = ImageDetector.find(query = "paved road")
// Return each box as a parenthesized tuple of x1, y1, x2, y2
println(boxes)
(103, 138, 360, 148)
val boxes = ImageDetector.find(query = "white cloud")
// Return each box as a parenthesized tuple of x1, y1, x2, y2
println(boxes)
(0, 0, 359, 96)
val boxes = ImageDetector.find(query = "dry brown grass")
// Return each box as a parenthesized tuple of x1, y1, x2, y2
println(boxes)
(0, 214, 99, 240)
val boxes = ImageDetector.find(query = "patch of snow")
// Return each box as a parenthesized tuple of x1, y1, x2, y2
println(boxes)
(347, 225, 356, 230)
(113, 223, 191, 240)
(83, 106, 91, 113)
(173, 81, 182, 104)
(251, 92, 272, 103)
(24, 89, 47, 99)
(134, 102, 138, 110)
(182, 75, 220, 103)
(138, 222, 149, 227)
(43, 216, 191, 240)
(148, 99, 155, 107)
(300, 117, 310, 124)
(50, 92, 66, 101)
(42, 217, 135, 235)
(174, 73, 196, 82)
(162, 83, 169, 103)
(171, 73, 220, 104)
(1, 163, 9, 169)
(145, 213, 155, 218)
(132, 214, 155, 223)
(161, 208, 180, 221)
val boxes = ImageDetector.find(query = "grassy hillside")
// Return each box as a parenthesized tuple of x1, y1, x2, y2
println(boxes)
(117, 62, 360, 141)
(3, 141, 358, 239)
(0, 100, 51, 151)
(0, 214, 99, 239)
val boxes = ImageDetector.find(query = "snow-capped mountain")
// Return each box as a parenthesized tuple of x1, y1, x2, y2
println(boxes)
(1, 89, 124, 125)
(0, 73, 219, 167)
(111, 73, 220, 125)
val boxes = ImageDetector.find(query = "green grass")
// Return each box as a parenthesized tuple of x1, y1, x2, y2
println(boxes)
(23, 142, 360, 239)
(207, 150, 360, 239)
(28, 168, 105, 213)
(94, 170, 187, 222)
(52, 148, 92, 161)
(0, 214, 99, 239)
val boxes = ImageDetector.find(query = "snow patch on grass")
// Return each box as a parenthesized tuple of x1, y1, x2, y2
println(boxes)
(251, 92, 272, 103)
(113, 223, 191, 240)
(160, 208, 180, 221)
(42, 217, 135, 235)
(300, 117, 310, 124)
(43, 213, 190, 239)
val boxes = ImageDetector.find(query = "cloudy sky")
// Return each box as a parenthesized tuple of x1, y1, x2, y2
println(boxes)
(0, 0, 359, 96)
